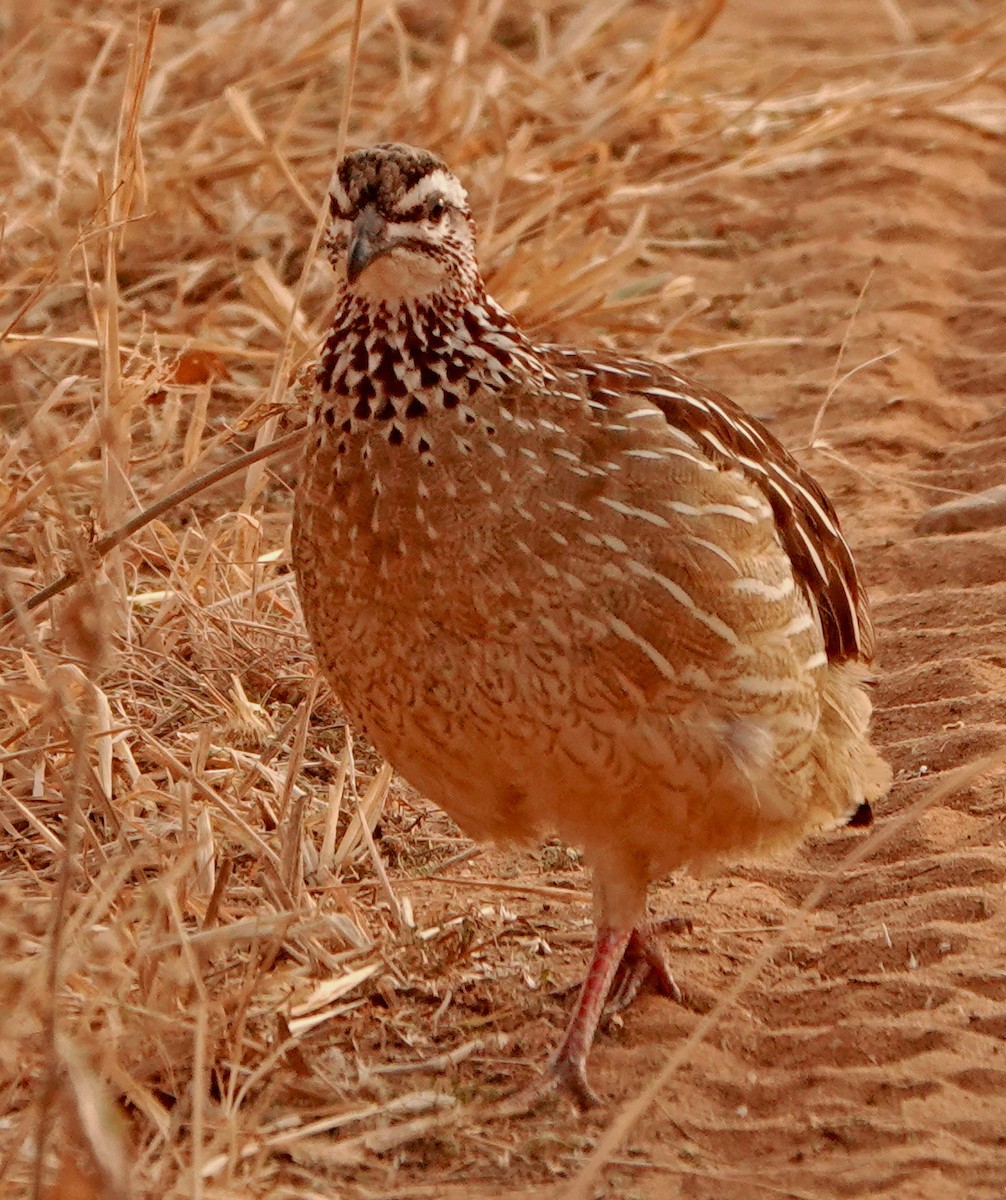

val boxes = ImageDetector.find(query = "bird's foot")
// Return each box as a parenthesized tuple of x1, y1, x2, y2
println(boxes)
(487, 918, 691, 1116)
(492, 1049, 601, 1117)
(496, 925, 631, 1114)
(606, 916, 692, 1015)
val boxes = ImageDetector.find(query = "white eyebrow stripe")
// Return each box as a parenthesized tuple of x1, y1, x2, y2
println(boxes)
(393, 169, 468, 213)
(330, 177, 351, 212)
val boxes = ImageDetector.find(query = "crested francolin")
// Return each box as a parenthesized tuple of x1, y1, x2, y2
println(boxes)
(292, 143, 891, 1105)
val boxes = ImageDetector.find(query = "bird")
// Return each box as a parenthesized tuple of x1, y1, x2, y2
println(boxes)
(292, 142, 891, 1107)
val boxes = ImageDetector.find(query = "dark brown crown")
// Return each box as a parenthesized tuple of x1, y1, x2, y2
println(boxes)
(334, 143, 448, 218)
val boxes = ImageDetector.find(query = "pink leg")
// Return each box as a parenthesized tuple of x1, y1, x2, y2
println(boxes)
(507, 926, 632, 1111)
(495, 917, 691, 1113)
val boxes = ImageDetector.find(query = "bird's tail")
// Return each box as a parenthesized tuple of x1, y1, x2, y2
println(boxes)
(811, 659, 892, 831)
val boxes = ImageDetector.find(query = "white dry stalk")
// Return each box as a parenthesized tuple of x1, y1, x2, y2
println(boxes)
(193, 804, 215, 901)
(318, 736, 353, 871)
(332, 760, 392, 870)
(2, 5, 1002, 1198)
(200, 1088, 453, 1179)
(286, 961, 383, 1032)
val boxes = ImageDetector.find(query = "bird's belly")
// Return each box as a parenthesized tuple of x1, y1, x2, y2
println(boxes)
(295, 523, 829, 874)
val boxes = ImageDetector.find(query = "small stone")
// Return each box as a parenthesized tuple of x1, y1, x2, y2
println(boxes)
(915, 484, 1006, 535)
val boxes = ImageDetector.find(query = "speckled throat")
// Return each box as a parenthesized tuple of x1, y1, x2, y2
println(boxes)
(312, 289, 552, 455)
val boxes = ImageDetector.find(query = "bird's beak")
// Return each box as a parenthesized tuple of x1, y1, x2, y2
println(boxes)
(347, 206, 390, 285)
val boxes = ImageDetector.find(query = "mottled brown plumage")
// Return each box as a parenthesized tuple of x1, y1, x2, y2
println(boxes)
(293, 143, 891, 1105)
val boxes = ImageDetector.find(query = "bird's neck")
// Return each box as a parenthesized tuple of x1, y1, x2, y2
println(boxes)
(316, 286, 551, 406)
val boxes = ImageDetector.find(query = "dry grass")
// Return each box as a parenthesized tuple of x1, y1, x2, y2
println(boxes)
(1, 2, 1003, 1198)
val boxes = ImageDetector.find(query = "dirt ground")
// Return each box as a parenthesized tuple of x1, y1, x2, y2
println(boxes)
(3, 0, 1006, 1198)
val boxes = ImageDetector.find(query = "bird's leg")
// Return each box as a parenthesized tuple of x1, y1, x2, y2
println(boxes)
(506, 925, 632, 1111)
(605, 916, 691, 1014)
(497, 918, 690, 1113)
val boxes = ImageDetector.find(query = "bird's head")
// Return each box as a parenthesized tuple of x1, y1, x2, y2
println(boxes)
(326, 143, 481, 307)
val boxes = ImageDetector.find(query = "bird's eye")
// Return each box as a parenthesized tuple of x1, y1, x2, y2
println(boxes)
(426, 197, 447, 222)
